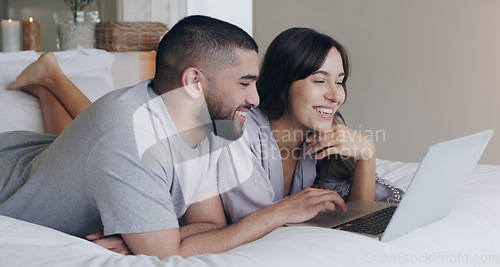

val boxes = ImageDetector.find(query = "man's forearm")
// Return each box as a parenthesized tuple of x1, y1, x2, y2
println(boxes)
(120, 188, 345, 259)
(177, 204, 284, 257)
(179, 223, 218, 240)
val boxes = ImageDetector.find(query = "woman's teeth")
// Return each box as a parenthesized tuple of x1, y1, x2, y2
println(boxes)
(314, 107, 333, 115)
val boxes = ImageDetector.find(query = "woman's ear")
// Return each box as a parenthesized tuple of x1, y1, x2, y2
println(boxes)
(181, 67, 203, 99)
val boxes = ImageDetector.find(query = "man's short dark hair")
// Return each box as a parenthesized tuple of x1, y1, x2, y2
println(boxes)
(153, 15, 258, 94)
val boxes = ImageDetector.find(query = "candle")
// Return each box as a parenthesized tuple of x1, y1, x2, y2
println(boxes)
(1, 19, 21, 52)
(22, 17, 41, 51)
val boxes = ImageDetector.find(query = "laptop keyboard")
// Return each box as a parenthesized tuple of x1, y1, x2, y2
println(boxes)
(332, 205, 397, 235)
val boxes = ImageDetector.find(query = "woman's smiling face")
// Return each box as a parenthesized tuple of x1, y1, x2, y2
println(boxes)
(286, 48, 346, 133)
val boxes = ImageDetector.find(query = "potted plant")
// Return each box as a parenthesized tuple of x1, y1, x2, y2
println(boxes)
(54, 0, 100, 50)
(64, 0, 95, 22)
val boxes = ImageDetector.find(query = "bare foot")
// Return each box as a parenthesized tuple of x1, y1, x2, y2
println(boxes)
(17, 85, 49, 98)
(9, 52, 61, 90)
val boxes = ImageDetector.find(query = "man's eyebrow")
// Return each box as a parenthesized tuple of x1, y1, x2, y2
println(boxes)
(240, 74, 258, 80)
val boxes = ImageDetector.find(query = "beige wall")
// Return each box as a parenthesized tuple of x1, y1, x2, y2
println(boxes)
(254, 0, 500, 165)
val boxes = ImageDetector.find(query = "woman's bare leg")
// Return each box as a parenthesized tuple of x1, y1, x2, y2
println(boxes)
(21, 85, 73, 135)
(10, 51, 91, 119)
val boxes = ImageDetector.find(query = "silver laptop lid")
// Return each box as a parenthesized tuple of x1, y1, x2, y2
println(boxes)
(380, 130, 493, 242)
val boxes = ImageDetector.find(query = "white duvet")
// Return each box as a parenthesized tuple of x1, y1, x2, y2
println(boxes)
(1, 159, 500, 267)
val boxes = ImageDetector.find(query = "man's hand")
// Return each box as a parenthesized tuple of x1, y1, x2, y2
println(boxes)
(86, 188, 346, 259)
(86, 230, 131, 255)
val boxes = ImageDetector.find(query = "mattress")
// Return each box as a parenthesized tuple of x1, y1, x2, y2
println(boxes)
(1, 159, 499, 267)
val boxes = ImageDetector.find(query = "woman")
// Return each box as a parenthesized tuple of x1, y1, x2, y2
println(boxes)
(257, 27, 375, 202)
(219, 27, 402, 224)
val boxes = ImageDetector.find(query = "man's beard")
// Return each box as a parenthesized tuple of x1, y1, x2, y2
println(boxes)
(204, 85, 244, 141)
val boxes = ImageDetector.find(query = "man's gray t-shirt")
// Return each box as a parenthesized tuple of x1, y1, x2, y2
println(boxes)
(0, 80, 221, 238)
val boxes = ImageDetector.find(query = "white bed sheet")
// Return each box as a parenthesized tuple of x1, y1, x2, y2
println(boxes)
(1, 159, 500, 267)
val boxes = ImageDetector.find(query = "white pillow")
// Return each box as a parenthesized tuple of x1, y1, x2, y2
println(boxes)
(0, 49, 115, 133)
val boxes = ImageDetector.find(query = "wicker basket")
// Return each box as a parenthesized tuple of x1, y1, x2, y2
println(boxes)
(95, 22, 168, 52)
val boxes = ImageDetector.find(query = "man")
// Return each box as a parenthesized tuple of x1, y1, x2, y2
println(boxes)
(0, 15, 345, 259)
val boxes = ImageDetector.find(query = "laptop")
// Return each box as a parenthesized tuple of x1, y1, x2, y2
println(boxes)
(288, 130, 494, 242)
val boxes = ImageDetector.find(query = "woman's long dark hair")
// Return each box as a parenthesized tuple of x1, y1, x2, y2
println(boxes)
(256, 27, 350, 119)
(315, 113, 357, 188)
(257, 27, 356, 184)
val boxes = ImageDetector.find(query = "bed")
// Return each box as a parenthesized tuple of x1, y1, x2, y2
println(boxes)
(1, 50, 500, 267)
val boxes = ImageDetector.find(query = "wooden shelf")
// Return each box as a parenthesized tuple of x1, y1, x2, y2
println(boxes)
(138, 51, 156, 81)
(110, 51, 157, 90)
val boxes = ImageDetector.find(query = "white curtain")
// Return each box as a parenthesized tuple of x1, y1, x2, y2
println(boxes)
(118, 0, 253, 36)
(118, 0, 170, 25)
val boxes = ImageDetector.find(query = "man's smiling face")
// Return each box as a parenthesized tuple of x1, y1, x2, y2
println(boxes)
(203, 49, 260, 140)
